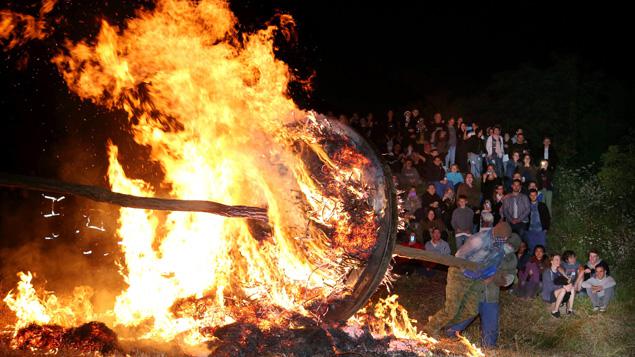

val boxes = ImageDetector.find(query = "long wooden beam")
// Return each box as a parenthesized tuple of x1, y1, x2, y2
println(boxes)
(0, 172, 269, 222)
(393, 245, 481, 271)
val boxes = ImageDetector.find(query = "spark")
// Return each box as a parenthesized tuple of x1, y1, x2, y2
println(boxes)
(44, 233, 60, 240)
(82, 250, 92, 255)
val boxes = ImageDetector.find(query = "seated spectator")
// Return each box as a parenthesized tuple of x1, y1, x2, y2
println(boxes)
(425, 228, 451, 255)
(434, 177, 453, 199)
(400, 159, 422, 188)
(542, 253, 576, 317)
(581, 264, 616, 312)
(457, 173, 482, 209)
(403, 186, 422, 215)
(446, 164, 464, 187)
(451, 195, 474, 249)
(427, 156, 446, 182)
(417, 208, 447, 242)
(581, 249, 611, 285)
(418, 184, 442, 214)
(516, 245, 547, 299)
(560, 250, 582, 282)
(516, 240, 530, 272)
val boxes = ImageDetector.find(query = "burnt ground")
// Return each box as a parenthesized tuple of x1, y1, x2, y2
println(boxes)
(0, 267, 474, 357)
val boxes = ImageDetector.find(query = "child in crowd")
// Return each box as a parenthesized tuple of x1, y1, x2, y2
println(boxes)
(446, 164, 464, 187)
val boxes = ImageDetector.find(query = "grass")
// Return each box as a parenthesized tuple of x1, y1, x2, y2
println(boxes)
(380, 269, 635, 357)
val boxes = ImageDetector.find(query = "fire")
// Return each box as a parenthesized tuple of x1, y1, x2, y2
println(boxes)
(3, 0, 380, 348)
(350, 294, 484, 357)
(2, 1, 482, 355)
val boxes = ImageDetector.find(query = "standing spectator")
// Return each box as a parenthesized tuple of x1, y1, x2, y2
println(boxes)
(446, 117, 457, 168)
(519, 154, 537, 185)
(457, 173, 482, 209)
(430, 112, 445, 140)
(540, 136, 558, 170)
(467, 123, 484, 179)
(402, 110, 417, 145)
(456, 122, 470, 172)
(491, 184, 505, 225)
(537, 159, 554, 213)
(542, 254, 576, 317)
(581, 265, 616, 312)
(440, 187, 456, 229)
(503, 132, 512, 154)
(451, 195, 474, 249)
(501, 179, 530, 237)
(435, 130, 449, 162)
(511, 132, 530, 156)
(486, 125, 505, 176)
(526, 189, 551, 253)
(504, 151, 521, 191)
(482, 164, 502, 201)
(425, 228, 451, 255)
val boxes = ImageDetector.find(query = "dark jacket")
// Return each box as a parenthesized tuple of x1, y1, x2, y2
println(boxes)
(537, 168, 554, 191)
(528, 201, 551, 230)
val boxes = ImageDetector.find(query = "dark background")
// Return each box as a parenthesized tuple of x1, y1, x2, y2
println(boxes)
(0, 1, 633, 286)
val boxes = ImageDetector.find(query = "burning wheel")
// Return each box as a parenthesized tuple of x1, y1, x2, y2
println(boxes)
(306, 118, 398, 324)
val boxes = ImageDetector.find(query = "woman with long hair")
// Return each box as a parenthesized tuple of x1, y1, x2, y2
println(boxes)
(542, 253, 576, 317)
(515, 245, 547, 298)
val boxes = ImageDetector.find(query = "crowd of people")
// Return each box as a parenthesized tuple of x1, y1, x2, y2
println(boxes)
(330, 109, 617, 345)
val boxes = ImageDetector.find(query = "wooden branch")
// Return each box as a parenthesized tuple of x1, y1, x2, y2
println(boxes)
(393, 245, 482, 271)
(0, 172, 269, 222)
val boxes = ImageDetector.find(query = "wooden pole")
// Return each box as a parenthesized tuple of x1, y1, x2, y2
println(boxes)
(393, 245, 482, 271)
(0, 172, 269, 222)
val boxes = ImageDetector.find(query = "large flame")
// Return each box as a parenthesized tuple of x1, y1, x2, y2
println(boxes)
(3, 0, 380, 347)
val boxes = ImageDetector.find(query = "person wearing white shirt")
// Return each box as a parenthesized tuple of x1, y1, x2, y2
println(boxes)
(580, 264, 616, 312)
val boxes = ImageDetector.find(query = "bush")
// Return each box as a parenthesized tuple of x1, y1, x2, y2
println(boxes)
(550, 155, 635, 272)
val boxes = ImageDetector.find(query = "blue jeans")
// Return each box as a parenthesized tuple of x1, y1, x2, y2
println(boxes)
(488, 156, 504, 177)
(447, 302, 500, 348)
(445, 145, 457, 167)
(526, 230, 547, 253)
(468, 153, 482, 179)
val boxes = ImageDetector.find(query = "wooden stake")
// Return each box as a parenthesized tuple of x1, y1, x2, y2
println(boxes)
(393, 245, 482, 271)
(0, 172, 269, 222)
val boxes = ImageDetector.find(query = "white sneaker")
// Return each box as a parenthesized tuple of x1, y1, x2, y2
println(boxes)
(592, 306, 600, 312)
(599, 306, 607, 312)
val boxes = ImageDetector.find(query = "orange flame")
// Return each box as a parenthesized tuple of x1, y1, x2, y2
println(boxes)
(3, 0, 380, 347)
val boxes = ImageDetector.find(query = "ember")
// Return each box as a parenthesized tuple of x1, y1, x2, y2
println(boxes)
(13, 322, 119, 354)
